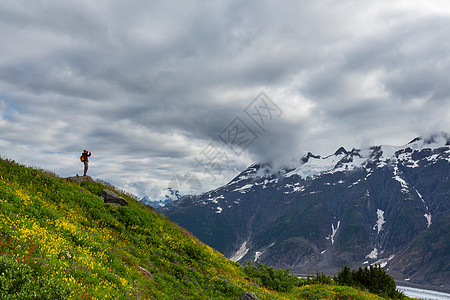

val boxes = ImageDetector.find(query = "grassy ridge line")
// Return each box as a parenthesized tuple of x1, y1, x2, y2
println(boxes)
(0, 157, 386, 299)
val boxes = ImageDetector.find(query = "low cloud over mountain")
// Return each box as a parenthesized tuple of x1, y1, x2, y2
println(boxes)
(1, 1, 449, 198)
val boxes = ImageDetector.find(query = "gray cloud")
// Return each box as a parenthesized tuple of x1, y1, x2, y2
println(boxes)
(1, 0, 449, 198)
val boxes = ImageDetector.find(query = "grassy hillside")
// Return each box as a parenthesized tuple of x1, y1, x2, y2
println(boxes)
(0, 157, 387, 299)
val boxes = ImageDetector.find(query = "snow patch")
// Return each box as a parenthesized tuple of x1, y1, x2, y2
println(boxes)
(415, 189, 432, 228)
(398, 151, 420, 168)
(348, 179, 361, 188)
(254, 251, 264, 262)
(373, 255, 395, 268)
(283, 183, 305, 194)
(293, 186, 305, 192)
(373, 209, 386, 234)
(286, 152, 347, 179)
(393, 165, 409, 193)
(326, 221, 340, 245)
(366, 248, 378, 259)
(426, 154, 439, 162)
(376, 161, 387, 168)
(216, 207, 223, 214)
(262, 178, 277, 188)
(415, 189, 426, 206)
(229, 241, 249, 262)
(206, 195, 224, 204)
(332, 154, 368, 174)
(234, 183, 254, 193)
(424, 213, 432, 228)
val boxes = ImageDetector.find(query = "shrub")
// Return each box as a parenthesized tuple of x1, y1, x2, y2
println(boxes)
(334, 265, 353, 286)
(334, 265, 405, 299)
(0, 255, 69, 299)
(306, 271, 333, 285)
(242, 261, 304, 293)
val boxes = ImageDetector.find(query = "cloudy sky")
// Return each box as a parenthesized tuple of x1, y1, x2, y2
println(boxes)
(1, 0, 449, 199)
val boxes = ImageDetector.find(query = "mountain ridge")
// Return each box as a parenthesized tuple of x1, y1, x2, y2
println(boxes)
(160, 133, 450, 290)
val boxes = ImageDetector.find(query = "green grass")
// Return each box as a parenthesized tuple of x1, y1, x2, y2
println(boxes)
(293, 284, 384, 300)
(0, 157, 398, 299)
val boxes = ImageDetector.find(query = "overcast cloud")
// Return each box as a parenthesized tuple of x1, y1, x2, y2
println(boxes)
(1, 0, 449, 199)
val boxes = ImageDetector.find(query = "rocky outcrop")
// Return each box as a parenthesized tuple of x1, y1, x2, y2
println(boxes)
(240, 292, 259, 300)
(100, 189, 128, 207)
(137, 265, 154, 281)
(65, 175, 92, 183)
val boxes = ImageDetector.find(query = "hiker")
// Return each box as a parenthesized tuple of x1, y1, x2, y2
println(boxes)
(80, 149, 91, 176)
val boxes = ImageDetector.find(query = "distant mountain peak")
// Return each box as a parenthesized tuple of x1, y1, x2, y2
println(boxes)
(334, 147, 348, 156)
(408, 137, 422, 144)
(301, 152, 321, 163)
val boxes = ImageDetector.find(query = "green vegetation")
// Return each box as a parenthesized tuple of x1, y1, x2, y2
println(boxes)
(242, 261, 303, 293)
(242, 263, 334, 294)
(0, 254, 69, 299)
(0, 157, 408, 299)
(242, 262, 404, 299)
(293, 284, 384, 300)
(334, 265, 406, 299)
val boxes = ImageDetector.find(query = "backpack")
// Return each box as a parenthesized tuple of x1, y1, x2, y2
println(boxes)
(80, 155, 85, 162)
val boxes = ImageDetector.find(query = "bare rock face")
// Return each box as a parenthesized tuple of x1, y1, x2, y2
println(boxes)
(100, 189, 128, 207)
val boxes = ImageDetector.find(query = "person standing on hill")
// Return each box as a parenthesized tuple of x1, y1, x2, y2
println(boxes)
(81, 149, 91, 176)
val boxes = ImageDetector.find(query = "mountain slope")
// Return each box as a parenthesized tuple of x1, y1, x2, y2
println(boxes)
(161, 134, 450, 290)
(0, 157, 288, 299)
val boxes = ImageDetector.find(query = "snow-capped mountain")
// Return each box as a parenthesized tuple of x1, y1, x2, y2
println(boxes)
(140, 187, 183, 208)
(140, 196, 172, 208)
(160, 134, 450, 289)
